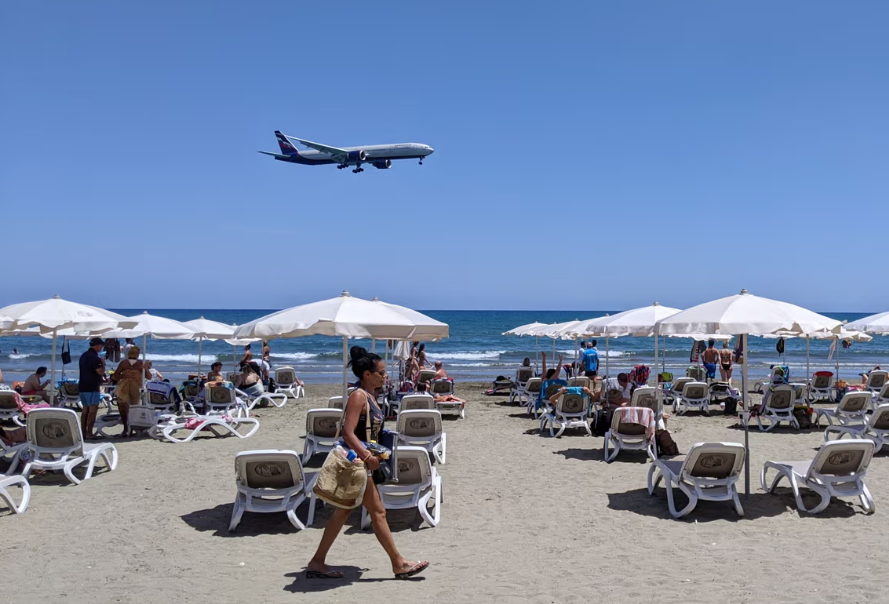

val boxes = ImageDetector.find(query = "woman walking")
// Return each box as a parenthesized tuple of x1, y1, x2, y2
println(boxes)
(719, 341, 734, 385)
(307, 346, 429, 580)
(113, 346, 148, 436)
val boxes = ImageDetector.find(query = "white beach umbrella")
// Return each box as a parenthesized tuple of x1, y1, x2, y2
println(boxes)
(763, 328, 872, 381)
(503, 322, 549, 367)
(846, 311, 889, 335)
(0, 315, 12, 330)
(0, 296, 137, 403)
(183, 317, 236, 375)
(657, 289, 843, 497)
(372, 299, 448, 342)
(224, 327, 261, 371)
(103, 312, 195, 390)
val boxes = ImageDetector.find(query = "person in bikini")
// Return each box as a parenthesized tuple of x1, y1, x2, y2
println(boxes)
(718, 341, 734, 384)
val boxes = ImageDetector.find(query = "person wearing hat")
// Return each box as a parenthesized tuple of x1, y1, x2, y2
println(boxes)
(79, 337, 107, 439)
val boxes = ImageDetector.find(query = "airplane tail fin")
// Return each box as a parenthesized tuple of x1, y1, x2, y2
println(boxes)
(275, 131, 300, 156)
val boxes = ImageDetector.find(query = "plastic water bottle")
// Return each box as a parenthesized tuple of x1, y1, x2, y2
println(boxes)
(346, 449, 358, 462)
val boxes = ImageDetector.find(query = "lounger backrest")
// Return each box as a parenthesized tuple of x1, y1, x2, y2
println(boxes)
(0, 391, 18, 411)
(327, 396, 345, 410)
(686, 367, 705, 381)
(682, 382, 708, 400)
(870, 404, 889, 431)
(417, 370, 435, 385)
(671, 377, 693, 394)
(149, 390, 174, 405)
(26, 408, 82, 454)
(767, 385, 795, 410)
(812, 373, 833, 389)
(401, 394, 434, 411)
(128, 405, 157, 429)
(516, 368, 533, 384)
(236, 450, 304, 490)
(839, 391, 870, 413)
(208, 386, 235, 405)
(557, 393, 586, 414)
(610, 409, 647, 436)
(396, 409, 443, 437)
(430, 379, 453, 395)
(306, 409, 342, 437)
(809, 440, 874, 479)
(879, 383, 889, 401)
(182, 382, 200, 398)
(60, 382, 80, 397)
(275, 367, 296, 386)
(227, 372, 242, 383)
(867, 371, 888, 391)
(631, 387, 661, 415)
(543, 383, 563, 401)
(392, 446, 432, 486)
(524, 378, 542, 395)
(568, 376, 590, 389)
(683, 442, 745, 481)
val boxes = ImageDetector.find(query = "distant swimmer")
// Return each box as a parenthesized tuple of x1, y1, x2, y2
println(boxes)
(259, 131, 434, 174)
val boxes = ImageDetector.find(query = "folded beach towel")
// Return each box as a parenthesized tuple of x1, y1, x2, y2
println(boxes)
(10, 391, 50, 414)
(620, 406, 655, 439)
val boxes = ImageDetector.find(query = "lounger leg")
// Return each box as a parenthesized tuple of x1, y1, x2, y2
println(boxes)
(286, 507, 306, 530)
(860, 484, 875, 514)
(307, 492, 318, 527)
(360, 506, 371, 530)
(63, 459, 84, 485)
(554, 418, 566, 438)
(418, 489, 436, 528)
(436, 433, 446, 465)
(647, 464, 662, 495)
(0, 481, 30, 514)
(302, 440, 313, 466)
(674, 482, 697, 518)
(732, 487, 744, 517)
(229, 495, 244, 532)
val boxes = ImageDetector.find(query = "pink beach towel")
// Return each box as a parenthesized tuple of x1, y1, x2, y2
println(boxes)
(620, 406, 656, 440)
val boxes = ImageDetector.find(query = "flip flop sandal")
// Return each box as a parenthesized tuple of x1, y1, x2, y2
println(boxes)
(395, 561, 429, 580)
(306, 569, 344, 579)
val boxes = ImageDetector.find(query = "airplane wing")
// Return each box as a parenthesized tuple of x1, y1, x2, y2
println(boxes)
(284, 135, 349, 160)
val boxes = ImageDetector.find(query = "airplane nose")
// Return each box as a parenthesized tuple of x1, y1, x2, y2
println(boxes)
(426, 146, 435, 154)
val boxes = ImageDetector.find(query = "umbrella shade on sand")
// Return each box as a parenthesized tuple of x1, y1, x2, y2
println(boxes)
(656, 289, 842, 497)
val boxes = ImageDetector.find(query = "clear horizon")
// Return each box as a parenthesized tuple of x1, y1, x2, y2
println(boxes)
(2, 1, 886, 311)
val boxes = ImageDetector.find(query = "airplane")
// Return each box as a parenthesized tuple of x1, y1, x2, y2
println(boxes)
(259, 131, 434, 173)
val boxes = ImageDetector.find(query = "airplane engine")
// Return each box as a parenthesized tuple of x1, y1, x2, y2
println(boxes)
(347, 150, 367, 162)
(372, 160, 392, 169)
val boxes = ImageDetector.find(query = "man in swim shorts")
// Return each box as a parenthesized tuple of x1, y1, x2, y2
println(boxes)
(701, 339, 719, 382)
(79, 337, 107, 439)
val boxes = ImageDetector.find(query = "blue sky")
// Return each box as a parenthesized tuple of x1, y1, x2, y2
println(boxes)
(2, 1, 886, 312)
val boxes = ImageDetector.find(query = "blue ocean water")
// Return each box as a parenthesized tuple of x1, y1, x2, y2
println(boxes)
(1, 309, 885, 384)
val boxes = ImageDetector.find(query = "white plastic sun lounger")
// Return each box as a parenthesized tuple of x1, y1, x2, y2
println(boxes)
(604, 408, 657, 463)
(1, 438, 27, 475)
(824, 403, 889, 454)
(813, 391, 870, 427)
(395, 409, 446, 464)
(302, 408, 343, 464)
(0, 474, 30, 514)
(509, 368, 535, 405)
(360, 446, 441, 529)
(21, 408, 118, 485)
(160, 414, 260, 443)
(757, 385, 799, 431)
(274, 367, 305, 399)
(235, 387, 287, 411)
(647, 442, 746, 519)
(0, 391, 25, 427)
(761, 439, 875, 515)
(540, 390, 591, 437)
(674, 381, 710, 416)
(229, 449, 314, 532)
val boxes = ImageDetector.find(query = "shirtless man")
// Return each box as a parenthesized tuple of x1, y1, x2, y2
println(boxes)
(433, 361, 448, 380)
(701, 339, 719, 382)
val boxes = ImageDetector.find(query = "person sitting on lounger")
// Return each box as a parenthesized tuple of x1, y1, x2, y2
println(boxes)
(22, 366, 51, 402)
(207, 362, 224, 382)
(861, 366, 882, 384)
(237, 360, 265, 397)
(433, 361, 448, 380)
(418, 382, 465, 406)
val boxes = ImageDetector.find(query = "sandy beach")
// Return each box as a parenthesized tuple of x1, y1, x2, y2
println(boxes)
(3, 381, 888, 604)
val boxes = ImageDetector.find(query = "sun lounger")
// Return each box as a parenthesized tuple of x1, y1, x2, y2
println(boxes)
(509, 368, 535, 405)
(647, 442, 745, 519)
(229, 449, 314, 532)
(864, 371, 889, 399)
(631, 386, 663, 421)
(540, 390, 591, 437)
(302, 408, 342, 464)
(206, 385, 249, 417)
(395, 409, 446, 464)
(360, 446, 441, 529)
(824, 403, 889, 453)
(807, 371, 834, 403)
(1, 438, 26, 474)
(761, 439, 875, 514)
(813, 391, 870, 427)
(604, 407, 657, 463)
(756, 385, 799, 431)
(159, 413, 260, 443)
(399, 394, 435, 412)
(430, 379, 464, 419)
(523, 378, 542, 416)
(674, 381, 710, 416)
(58, 382, 82, 409)
(754, 366, 787, 394)
(0, 474, 30, 514)
(274, 367, 305, 399)
(664, 377, 694, 409)
(568, 376, 591, 389)
(0, 391, 25, 427)
(235, 387, 287, 411)
(21, 408, 118, 485)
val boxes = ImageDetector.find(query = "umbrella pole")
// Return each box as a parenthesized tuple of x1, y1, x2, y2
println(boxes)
(342, 337, 349, 404)
(835, 336, 840, 380)
(653, 328, 658, 386)
(372, 338, 376, 354)
(50, 329, 57, 406)
(198, 336, 203, 377)
(574, 337, 578, 377)
(605, 333, 610, 376)
(142, 334, 148, 402)
(806, 338, 810, 384)
(535, 337, 539, 372)
(742, 333, 750, 498)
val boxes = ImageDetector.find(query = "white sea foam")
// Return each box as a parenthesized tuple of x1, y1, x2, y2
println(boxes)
(145, 353, 212, 363)
(272, 352, 319, 361)
(432, 351, 506, 360)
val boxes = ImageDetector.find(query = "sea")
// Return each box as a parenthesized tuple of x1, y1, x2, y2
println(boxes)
(1, 310, 885, 385)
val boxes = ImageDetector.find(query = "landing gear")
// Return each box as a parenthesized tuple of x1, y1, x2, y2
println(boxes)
(419, 160, 423, 165)
(337, 164, 347, 170)
(352, 166, 364, 173)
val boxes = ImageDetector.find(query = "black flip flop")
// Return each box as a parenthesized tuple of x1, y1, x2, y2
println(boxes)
(395, 561, 429, 580)
(306, 569, 344, 579)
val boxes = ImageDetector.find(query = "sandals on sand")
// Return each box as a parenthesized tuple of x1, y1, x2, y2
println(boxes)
(306, 569, 344, 579)
(395, 561, 429, 580)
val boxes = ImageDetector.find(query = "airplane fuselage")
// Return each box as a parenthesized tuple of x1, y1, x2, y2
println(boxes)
(273, 143, 432, 166)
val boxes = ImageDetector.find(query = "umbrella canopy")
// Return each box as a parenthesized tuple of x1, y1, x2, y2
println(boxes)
(183, 317, 236, 340)
(371, 299, 449, 341)
(541, 320, 582, 339)
(846, 311, 889, 335)
(0, 314, 12, 330)
(563, 303, 682, 338)
(0, 295, 136, 333)
(656, 290, 841, 337)
(103, 311, 195, 340)
(233, 291, 426, 340)
(502, 322, 548, 336)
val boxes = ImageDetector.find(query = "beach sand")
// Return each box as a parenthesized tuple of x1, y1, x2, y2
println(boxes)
(3, 381, 887, 603)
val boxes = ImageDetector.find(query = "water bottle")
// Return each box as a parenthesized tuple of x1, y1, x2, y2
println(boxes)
(346, 449, 358, 462)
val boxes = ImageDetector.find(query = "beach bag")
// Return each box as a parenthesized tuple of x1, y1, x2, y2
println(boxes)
(312, 446, 368, 509)
(591, 409, 611, 437)
(793, 406, 813, 429)
(61, 338, 71, 365)
(723, 397, 737, 416)
(656, 429, 680, 456)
